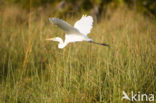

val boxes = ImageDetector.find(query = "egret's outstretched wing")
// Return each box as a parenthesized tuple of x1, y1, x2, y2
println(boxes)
(74, 15, 93, 35)
(49, 18, 80, 34)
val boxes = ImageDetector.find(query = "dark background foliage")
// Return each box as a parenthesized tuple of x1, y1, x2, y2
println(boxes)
(1, 0, 156, 17)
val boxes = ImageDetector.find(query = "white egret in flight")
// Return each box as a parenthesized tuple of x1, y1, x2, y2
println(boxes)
(47, 15, 109, 49)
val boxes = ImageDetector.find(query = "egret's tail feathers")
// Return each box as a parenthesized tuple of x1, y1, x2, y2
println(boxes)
(89, 41, 110, 47)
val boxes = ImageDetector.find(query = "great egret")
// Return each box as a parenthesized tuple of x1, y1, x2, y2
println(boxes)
(47, 15, 109, 49)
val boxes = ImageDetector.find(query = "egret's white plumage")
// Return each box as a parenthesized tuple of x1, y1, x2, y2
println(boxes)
(47, 15, 109, 49)
(74, 15, 93, 35)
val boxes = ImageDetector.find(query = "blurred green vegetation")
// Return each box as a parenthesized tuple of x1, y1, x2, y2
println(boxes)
(1, 0, 156, 17)
(0, 6, 156, 102)
(0, 0, 156, 102)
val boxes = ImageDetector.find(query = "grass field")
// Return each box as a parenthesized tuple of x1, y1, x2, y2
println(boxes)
(0, 6, 156, 103)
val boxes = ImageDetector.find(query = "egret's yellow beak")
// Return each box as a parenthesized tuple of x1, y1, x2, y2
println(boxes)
(46, 38, 56, 41)
(46, 37, 61, 42)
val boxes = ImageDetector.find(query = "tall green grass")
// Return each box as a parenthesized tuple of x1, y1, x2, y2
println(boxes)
(0, 6, 156, 103)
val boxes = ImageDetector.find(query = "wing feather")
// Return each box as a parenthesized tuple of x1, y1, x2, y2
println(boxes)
(74, 15, 93, 35)
(49, 18, 80, 34)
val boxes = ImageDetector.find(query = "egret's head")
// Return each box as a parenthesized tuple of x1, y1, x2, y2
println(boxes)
(46, 37, 66, 49)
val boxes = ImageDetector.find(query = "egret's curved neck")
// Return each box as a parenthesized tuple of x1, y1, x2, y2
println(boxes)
(58, 39, 68, 49)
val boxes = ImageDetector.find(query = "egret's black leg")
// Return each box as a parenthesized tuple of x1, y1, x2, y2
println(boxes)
(89, 41, 110, 47)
